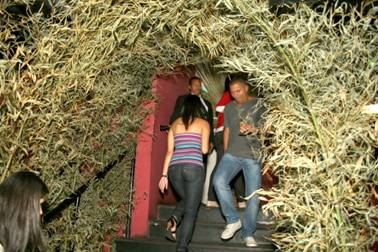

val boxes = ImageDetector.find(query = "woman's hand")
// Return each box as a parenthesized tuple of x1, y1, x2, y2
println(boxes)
(159, 176, 168, 193)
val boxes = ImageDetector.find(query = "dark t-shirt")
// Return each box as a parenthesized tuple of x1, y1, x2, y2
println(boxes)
(224, 98, 267, 160)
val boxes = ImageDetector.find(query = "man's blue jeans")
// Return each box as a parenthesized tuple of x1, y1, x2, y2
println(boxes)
(213, 153, 262, 237)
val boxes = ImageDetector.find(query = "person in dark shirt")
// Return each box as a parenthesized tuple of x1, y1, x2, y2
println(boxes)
(207, 77, 245, 208)
(170, 76, 214, 147)
(213, 79, 267, 248)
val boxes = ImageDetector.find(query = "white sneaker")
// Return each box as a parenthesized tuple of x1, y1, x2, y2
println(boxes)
(221, 220, 242, 240)
(244, 236, 257, 247)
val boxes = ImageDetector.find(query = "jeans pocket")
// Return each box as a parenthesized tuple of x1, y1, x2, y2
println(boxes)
(183, 165, 204, 183)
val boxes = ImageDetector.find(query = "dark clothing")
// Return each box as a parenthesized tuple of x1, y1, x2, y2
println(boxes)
(208, 131, 245, 202)
(213, 97, 266, 237)
(168, 163, 205, 252)
(224, 98, 267, 160)
(170, 94, 214, 144)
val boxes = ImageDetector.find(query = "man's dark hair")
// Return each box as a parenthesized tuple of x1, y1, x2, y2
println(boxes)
(189, 76, 201, 86)
(229, 78, 248, 86)
(182, 95, 203, 130)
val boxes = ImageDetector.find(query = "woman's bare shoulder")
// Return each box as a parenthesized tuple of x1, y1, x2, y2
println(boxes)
(197, 118, 209, 126)
(172, 118, 183, 128)
(173, 117, 183, 125)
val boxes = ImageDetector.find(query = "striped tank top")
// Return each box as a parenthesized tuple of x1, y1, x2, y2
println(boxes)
(170, 132, 203, 167)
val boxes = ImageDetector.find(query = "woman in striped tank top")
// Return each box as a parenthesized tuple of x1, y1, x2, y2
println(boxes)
(159, 95, 210, 252)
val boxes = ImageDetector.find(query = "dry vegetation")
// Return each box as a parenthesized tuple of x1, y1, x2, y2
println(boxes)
(1, 0, 376, 250)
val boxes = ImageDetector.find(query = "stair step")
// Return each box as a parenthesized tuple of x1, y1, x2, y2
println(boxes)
(115, 238, 275, 252)
(149, 220, 273, 245)
(158, 205, 272, 224)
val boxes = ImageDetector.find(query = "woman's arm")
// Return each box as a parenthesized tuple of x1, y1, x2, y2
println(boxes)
(201, 121, 210, 154)
(159, 128, 174, 193)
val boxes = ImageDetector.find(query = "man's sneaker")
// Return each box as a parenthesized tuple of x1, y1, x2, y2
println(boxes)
(221, 220, 242, 240)
(244, 236, 257, 247)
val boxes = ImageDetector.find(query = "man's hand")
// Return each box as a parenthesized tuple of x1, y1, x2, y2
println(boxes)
(240, 122, 259, 135)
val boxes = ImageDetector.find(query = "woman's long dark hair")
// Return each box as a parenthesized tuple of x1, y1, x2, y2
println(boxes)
(181, 95, 204, 130)
(0, 171, 48, 252)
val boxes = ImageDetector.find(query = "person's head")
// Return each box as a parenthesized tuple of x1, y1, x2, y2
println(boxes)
(0, 171, 48, 252)
(181, 95, 204, 129)
(188, 76, 202, 96)
(229, 78, 250, 104)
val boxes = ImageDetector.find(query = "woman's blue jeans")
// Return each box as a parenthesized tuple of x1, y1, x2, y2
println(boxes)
(213, 153, 261, 237)
(168, 163, 205, 251)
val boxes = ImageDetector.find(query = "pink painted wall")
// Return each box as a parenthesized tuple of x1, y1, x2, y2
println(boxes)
(130, 70, 193, 238)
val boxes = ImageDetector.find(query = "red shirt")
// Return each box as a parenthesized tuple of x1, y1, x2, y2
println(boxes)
(215, 91, 233, 131)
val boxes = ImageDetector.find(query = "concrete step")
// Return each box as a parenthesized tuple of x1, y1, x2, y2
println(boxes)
(149, 220, 273, 245)
(158, 205, 274, 225)
(115, 238, 276, 252)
